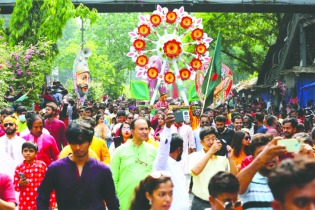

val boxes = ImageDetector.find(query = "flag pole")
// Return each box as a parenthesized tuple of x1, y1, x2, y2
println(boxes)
(201, 64, 213, 114)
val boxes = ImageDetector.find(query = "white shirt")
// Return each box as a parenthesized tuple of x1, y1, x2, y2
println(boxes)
(153, 127, 189, 210)
(20, 128, 50, 137)
(171, 124, 196, 174)
(0, 134, 26, 180)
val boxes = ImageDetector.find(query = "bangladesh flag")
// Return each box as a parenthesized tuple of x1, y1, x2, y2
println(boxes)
(201, 31, 222, 108)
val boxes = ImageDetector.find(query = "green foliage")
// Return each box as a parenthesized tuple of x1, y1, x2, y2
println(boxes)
(7, 0, 99, 46)
(194, 13, 282, 74)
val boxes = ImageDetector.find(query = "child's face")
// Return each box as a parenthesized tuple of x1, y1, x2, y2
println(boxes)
(22, 147, 37, 161)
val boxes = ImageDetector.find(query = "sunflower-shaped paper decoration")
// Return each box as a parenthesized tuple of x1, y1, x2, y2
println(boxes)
(190, 58, 202, 70)
(163, 39, 182, 58)
(147, 67, 159, 79)
(166, 11, 177, 24)
(164, 72, 175, 84)
(150, 14, 162, 27)
(194, 44, 207, 55)
(191, 28, 204, 40)
(180, 16, 193, 29)
(179, 68, 191, 80)
(138, 24, 150, 37)
(133, 39, 146, 51)
(136, 55, 148, 67)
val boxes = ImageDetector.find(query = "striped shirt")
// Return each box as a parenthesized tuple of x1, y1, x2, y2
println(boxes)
(239, 172, 274, 210)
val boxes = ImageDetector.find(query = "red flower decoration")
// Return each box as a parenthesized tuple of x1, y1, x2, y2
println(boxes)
(166, 11, 177, 24)
(195, 44, 207, 55)
(133, 39, 146, 51)
(164, 72, 176, 84)
(150, 14, 162, 27)
(180, 16, 193, 29)
(136, 55, 148, 67)
(191, 28, 204, 40)
(179, 68, 191, 80)
(147, 67, 159, 79)
(163, 39, 182, 58)
(190, 58, 202, 70)
(138, 25, 150, 37)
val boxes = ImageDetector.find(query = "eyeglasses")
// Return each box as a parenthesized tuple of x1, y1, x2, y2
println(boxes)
(150, 171, 172, 179)
(201, 121, 210, 125)
(122, 128, 131, 131)
(3, 123, 14, 127)
(215, 198, 242, 210)
(245, 136, 251, 140)
(127, 117, 134, 120)
(135, 157, 148, 166)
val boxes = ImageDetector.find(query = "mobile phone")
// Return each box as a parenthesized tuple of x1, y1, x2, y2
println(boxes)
(277, 139, 302, 153)
(18, 172, 26, 180)
(215, 139, 228, 156)
(156, 133, 160, 137)
(170, 111, 189, 123)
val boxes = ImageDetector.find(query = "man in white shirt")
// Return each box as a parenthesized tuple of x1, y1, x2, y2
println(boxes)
(20, 111, 50, 137)
(153, 110, 189, 210)
(171, 110, 196, 176)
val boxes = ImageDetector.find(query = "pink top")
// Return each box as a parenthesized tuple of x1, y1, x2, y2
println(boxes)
(44, 119, 68, 151)
(22, 133, 59, 166)
(0, 173, 16, 204)
(156, 101, 169, 109)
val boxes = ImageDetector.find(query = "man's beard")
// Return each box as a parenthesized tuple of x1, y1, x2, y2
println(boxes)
(5, 127, 16, 135)
(217, 127, 224, 133)
(78, 84, 88, 97)
(45, 113, 54, 118)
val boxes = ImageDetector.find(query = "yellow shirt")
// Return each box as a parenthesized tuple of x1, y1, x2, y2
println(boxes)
(189, 150, 230, 201)
(146, 137, 159, 148)
(90, 136, 111, 164)
(59, 145, 100, 161)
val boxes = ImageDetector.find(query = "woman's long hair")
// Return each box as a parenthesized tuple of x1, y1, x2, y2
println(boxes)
(129, 175, 172, 210)
(95, 114, 103, 125)
(231, 130, 251, 157)
(118, 122, 132, 140)
(157, 113, 166, 131)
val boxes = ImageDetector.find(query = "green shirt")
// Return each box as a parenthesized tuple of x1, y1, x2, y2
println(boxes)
(110, 140, 157, 210)
(17, 120, 28, 133)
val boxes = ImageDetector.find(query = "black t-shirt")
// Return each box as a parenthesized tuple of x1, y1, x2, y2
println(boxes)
(218, 127, 235, 146)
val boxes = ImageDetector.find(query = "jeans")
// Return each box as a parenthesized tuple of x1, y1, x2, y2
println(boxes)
(191, 196, 211, 210)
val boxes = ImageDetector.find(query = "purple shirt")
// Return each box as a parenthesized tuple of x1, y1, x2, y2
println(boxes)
(44, 119, 68, 151)
(37, 156, 119, 210)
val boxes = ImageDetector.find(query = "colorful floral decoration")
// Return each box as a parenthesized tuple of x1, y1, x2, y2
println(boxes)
(164, 72, 175, 84)
(136, 55, 148, 67)
(166, 11, 177, 24)
(191, 28, 204, 40)
(150, 14, 162, 27)
(133, 39, 146, 51)
(180, 16, 193, 29)
(163, 39, 182, 58)
(179, 68, 191, 80)
(147, 67, 159, 79)
(190, 58, 202, 70)
(195, 44, 207, 55)
(138, 24, 150, 37)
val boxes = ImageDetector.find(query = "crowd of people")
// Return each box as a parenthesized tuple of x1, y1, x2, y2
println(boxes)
(0, 89, 315, 210)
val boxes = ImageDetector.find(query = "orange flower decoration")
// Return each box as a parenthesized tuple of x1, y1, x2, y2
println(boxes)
(147, 67, 159, 79)
(138, 24, 150, 37)
(133, 39, 146, 51)
(150, 14, 162, 27)
(180, 16, 193, 29)
(195, 43, 207, 55)
(163, 39, 182, 58)
(166, 11, 177, 24)
(191, 28, 204, 40)
(164, 72, 175, 84)
(179, 68, 191, 80)
(136, 55, 148, 67)
(190, 58, 202, 70)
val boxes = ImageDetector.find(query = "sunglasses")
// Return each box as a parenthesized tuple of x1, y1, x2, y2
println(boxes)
(150, 171, 171, 179)
(4, 123, 14, 127)
(215, 198, 242, 210)
(135, 157, 148, 166)
(245, 136, 251, 140)
(201, 121, 210, 125)
(127, 117, 134, 120)
(122, 128, 130, 131)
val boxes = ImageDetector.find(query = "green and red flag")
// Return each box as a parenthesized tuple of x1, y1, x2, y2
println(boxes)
(201, 31, 222, 108)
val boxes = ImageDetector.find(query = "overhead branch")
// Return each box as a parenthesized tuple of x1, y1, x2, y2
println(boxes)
(221, 49, 259, 71)
(237, 22, 271, 47)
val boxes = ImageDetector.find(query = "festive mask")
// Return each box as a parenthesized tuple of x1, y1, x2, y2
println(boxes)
(73, 50, 90, 103)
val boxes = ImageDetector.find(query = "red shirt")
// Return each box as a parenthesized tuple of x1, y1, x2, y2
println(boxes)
(14, 160, 56, 209)
(0, 173, 16, 205)
(44, 119, 68, 151)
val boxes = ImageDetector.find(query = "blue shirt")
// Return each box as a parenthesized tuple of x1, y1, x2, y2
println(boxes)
(256, 125, 268, 134)
(37, 156, 119, 210)
(193, 127, 203, 152)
